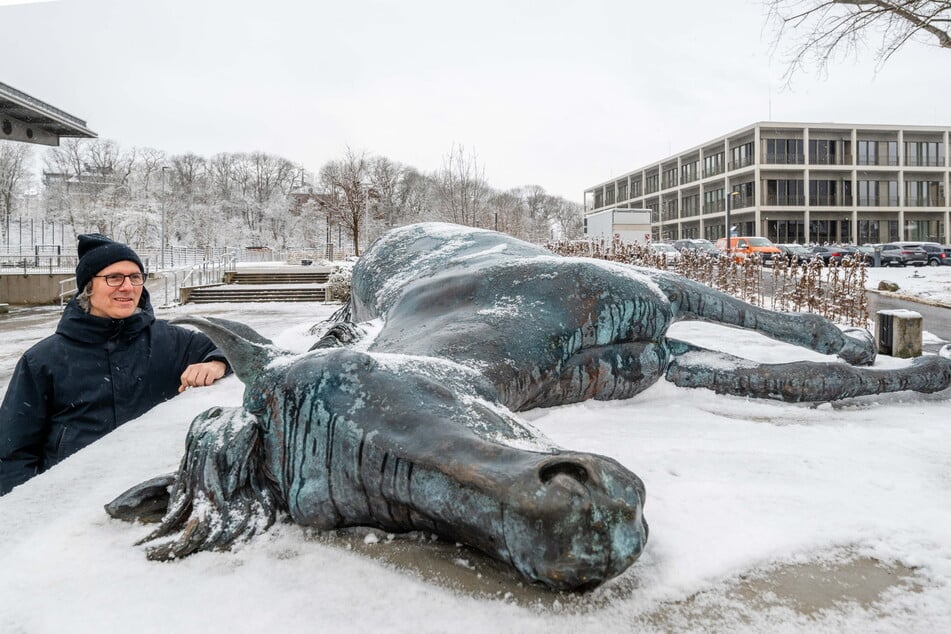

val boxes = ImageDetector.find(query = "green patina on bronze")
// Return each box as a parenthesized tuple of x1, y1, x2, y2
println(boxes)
(107, 223, 951, 591)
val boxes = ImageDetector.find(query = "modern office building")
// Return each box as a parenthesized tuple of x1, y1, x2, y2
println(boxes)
(584, 122, 950, 245)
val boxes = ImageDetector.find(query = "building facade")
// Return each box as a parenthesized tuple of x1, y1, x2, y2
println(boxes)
(584, 122, 951, 245)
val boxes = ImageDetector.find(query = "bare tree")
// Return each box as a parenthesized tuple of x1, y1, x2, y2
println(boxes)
(486, 189, 523, 236)
(546, 195, 584, 241)
(319, 148, 372, 255)
(765, 1, 951, 80)
(43, 138, 86, 228)
(0, 141, 32, 232)
(136, 147, 167, 196)
(432, 143, 488, 227)
(397, 167, 435, 224)
(518, 184, 554, 243)
(368, 156, 407, 237)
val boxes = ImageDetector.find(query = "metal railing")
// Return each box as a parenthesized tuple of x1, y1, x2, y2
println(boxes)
(1, 254, 78, 274)
(58, 253, 237, 308)
(155, 253, 237, 307)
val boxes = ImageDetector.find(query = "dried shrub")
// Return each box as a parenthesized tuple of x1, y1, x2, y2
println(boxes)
(544, 240, 868, 327)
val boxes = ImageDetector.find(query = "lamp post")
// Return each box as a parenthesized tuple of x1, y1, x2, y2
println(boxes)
(725, 190, 740, 255)
(160, 166, 170, 270)
(362, 184, 369, 257)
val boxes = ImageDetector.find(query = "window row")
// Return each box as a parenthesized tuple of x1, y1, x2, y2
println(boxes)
(764, 179, 945, 206)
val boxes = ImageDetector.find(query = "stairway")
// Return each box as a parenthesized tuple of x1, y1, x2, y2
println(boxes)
(184, 266, 335, 304)
(223, 270, 331, 284)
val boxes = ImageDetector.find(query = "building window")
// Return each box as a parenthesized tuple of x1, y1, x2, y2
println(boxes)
(662, 167, 678, 189)
(764, 138, 804, 164)
(730, 142, 754, 170)
(857, 180, 898, 206)
(662, 198, 678, 221)
(617, 179, 628, 202)
(904, 141, 945, 167)
(680, 160, 699, 183)
(594, 191, 603, 208)
(811, 179, 834, 205)
(731, 181, 754, 208)
(905, 180, 945, 206)
(809, 179, 852, 206)
(704, 187, 725, 213)
(857, 220, 880, 244)
(631, 178, 642, 197)
(764, 179, 804, 205)
(682, 193, 700, 217)
(857, 140, 899, 166)
(808, 139, 840, 165)
(703, 152, 724, 177)
(645, 174, 659, 194)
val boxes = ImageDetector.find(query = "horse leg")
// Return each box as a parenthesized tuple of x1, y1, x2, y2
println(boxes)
(510, 342, 669, 411)
(664, 339, 951, 402)
(648, 273, 875, 366)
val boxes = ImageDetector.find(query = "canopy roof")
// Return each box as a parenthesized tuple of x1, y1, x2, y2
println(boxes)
(0, 81, 96, 146)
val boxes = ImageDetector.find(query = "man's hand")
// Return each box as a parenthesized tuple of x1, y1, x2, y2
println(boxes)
(179, 361, 227, 393)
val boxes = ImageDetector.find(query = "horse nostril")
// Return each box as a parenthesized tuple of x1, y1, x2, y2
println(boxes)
(539, 461, 590, 485)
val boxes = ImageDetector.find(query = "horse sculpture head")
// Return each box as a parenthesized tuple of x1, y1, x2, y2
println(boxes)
(108, 316, 648, 591)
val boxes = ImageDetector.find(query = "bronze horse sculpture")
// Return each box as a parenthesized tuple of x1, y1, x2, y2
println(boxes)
(108, 222, 951, 591)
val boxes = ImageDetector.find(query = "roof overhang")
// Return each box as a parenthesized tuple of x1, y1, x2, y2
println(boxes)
(0, 81, 96, 146)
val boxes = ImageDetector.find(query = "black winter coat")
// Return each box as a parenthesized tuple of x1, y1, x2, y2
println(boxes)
(0, 291, 227, 494)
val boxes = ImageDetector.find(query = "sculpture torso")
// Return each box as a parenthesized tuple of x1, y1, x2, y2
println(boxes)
(353, 223, 674, 410)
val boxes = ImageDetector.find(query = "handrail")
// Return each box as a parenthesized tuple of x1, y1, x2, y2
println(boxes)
(57, 252, 237, 309)
(157, 252, 237, 308)
(59, 277, 78, 308)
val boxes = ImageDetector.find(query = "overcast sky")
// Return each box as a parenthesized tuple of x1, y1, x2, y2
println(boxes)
(2, 0, 948, 201)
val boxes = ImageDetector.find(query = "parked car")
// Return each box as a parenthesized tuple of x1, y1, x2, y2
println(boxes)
(649, 242, 682, 267)
(916, 242, 951, 266)
(809, 245, 853, 265)
(714, 236, 782, 265)
(850, 245, 878, 266)
(776, 244, 814, 264)
(672, 238, 719, 255)
(878, 242, 928, 267)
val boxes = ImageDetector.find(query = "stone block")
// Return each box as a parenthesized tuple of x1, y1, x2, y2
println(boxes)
(876, 309, 922, 358)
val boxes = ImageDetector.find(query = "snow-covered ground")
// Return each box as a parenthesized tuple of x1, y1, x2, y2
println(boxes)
(864, 263, 951, 306)
(1, 268, 950, 633)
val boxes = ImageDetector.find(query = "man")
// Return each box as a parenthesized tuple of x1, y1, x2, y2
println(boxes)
(0, 234, 229, 495)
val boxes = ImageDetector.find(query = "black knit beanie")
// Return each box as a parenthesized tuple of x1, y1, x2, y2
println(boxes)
(75, 234, 145, 290)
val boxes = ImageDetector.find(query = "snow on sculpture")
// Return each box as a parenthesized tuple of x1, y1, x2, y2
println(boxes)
(107, 223, 951, 591)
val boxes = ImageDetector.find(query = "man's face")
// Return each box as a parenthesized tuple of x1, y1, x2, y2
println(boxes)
(88, 260, 143, 319)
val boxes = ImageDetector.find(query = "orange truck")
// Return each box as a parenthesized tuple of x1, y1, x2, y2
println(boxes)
(715, 236, 782, 265)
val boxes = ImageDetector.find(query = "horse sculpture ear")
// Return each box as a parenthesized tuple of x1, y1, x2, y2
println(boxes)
(171, 316, 287, 386)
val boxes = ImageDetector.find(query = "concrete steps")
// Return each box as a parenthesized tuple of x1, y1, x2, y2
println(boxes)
(186, 285, 328, 303)
(184, 266, 335, 303)
(223, 271, 331, 285)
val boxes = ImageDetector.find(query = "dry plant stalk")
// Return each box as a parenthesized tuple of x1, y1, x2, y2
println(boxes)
(544, 240, 869, 327)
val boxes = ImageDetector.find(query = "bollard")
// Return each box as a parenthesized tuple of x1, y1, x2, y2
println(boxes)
(875, 309, 923, 358)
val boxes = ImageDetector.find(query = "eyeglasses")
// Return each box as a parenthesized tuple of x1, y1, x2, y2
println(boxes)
(95, 273, 145, 287)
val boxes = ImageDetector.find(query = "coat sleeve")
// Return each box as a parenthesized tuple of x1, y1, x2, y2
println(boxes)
(172, 325, 232, 376)
(0, 354, 51, 495)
